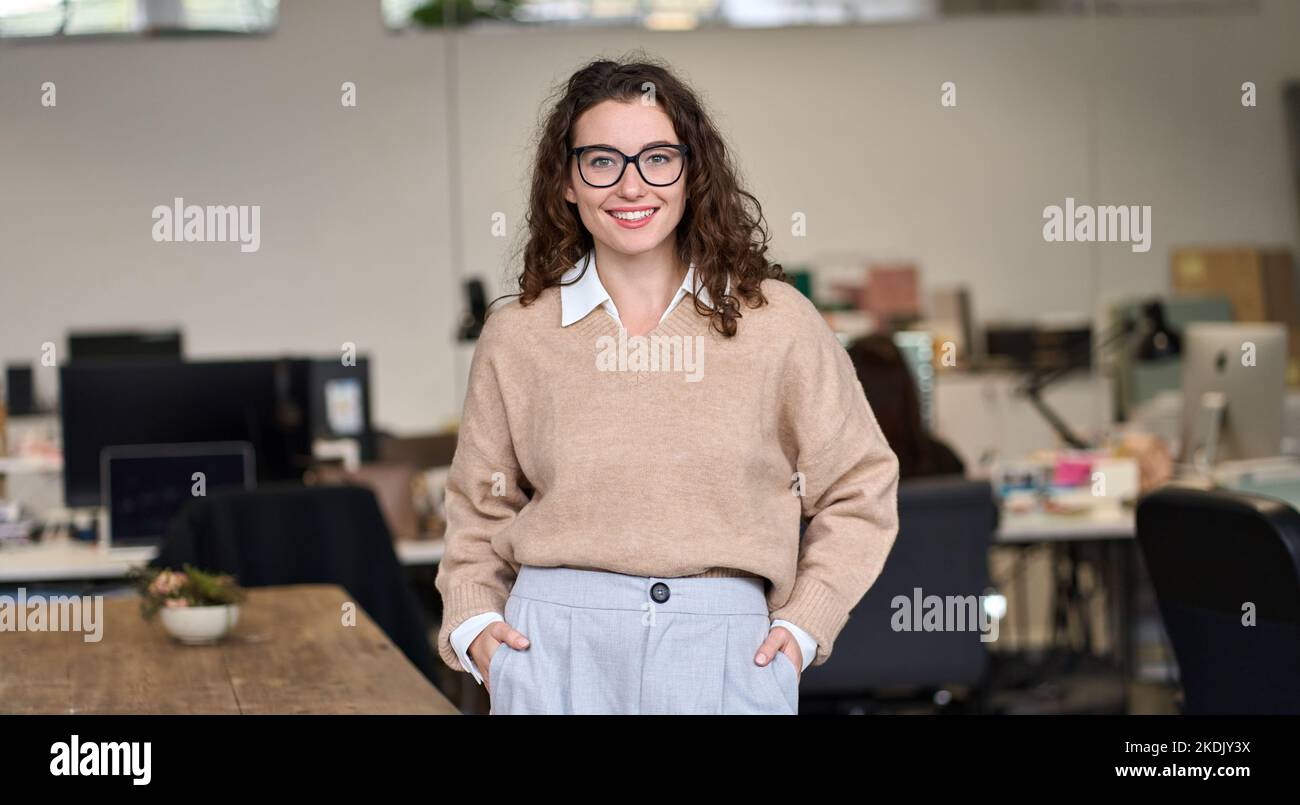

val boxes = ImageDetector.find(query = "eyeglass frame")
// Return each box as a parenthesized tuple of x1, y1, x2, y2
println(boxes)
(568, 143, 690, 188)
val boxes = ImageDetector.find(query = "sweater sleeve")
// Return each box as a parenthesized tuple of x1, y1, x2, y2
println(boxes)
(433, 311, 532, 674)
(768, 300, 901, 668)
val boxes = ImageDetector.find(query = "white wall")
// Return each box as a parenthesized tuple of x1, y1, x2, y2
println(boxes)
(3, 0, 1298, 432)
(1, 1, 456, 432)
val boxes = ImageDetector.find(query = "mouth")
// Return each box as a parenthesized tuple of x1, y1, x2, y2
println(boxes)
(605, 207, 659, 229)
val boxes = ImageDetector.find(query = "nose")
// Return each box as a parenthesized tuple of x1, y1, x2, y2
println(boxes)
(616, 159, 648, 198)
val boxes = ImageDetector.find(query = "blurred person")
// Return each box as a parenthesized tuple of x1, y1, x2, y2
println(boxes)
(846, 334, 965, 480)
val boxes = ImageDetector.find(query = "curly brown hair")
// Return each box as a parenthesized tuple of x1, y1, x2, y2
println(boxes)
(495, 52, 785, 337)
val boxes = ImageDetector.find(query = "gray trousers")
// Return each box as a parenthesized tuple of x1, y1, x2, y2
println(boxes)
(488, 564, 800, 715)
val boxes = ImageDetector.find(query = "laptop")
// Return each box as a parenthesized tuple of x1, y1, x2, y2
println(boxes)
(101, 441, 255, 551)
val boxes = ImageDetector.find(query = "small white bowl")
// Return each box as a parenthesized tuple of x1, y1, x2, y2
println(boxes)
(159, 604, 241, 645)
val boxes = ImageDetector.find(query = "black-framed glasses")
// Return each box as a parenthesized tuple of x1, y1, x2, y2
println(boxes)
(569, 143, 689, 188)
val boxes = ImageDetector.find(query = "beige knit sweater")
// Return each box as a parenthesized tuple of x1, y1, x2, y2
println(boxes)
(434, 277, 900, 672)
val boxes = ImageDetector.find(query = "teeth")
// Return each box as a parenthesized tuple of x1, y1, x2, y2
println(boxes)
(610, 209, 655, 221)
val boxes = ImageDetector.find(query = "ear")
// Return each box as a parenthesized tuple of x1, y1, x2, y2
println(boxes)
(564, 176, 577, 205)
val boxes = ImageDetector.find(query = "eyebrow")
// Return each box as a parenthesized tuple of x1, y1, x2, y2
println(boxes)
(578, 140, 676, 150)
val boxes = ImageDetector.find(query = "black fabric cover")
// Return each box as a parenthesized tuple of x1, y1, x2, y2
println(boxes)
(153, 483, 438, 682)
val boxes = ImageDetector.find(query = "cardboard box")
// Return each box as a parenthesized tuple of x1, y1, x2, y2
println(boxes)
(1172, 247, 1300, 382)
(862, 263, 920, 327)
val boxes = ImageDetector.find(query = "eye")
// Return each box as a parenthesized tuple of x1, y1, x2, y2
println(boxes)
(642, 148, 678, 166)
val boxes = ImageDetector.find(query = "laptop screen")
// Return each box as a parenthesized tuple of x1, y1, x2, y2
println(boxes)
(103, 443, 255, 547)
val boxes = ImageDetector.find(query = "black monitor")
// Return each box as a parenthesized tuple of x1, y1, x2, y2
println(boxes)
(68, 329, 183, 363)
(59, 356, 373, 508)
(308, 357, 372, 439)
(59, 359, 313, 507)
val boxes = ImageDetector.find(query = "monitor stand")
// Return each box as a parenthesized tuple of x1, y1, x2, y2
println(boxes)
(1189, 390, 1228, 478)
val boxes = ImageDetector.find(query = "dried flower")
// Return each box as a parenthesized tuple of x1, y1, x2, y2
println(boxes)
(148, 570, 186, 597)
(129, 564, 245, 620)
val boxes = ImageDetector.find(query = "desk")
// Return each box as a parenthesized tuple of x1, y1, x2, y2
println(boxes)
(0, 537, 444, 584)
(0, 584, 458, 714)
(1222, 477, 1300, 512)
(996, 506, 1135, 543)
(993, 503, 1138, 709)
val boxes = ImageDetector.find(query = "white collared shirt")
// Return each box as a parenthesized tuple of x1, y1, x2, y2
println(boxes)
(450, 250, 819, 685)
(558, 248, 727, 329)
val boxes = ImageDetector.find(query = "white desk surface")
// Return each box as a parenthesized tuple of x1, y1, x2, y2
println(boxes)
(0, 506, 1133, 581)
(995, 505, 1135, 543)
(0, 537, 444, 584)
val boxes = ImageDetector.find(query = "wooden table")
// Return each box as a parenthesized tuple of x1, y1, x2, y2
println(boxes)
(0, 584, 459, 715)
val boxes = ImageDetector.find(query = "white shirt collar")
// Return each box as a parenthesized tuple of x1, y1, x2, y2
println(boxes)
(559, 249, 730, 328)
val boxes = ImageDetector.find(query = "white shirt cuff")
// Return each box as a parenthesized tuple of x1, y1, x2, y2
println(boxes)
(449, 611, 504, 685)
(771, 618, 818, 672)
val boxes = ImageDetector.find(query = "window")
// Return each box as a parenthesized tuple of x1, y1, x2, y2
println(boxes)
(0, 0, 279, 38)
(381, 0, 1257, 31)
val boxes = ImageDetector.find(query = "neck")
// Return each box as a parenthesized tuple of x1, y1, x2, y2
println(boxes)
(593, 240, 687, 327)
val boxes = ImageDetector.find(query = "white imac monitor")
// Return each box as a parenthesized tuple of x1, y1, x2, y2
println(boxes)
(1180, 322, 1287, 467)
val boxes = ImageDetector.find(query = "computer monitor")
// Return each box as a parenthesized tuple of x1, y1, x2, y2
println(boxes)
(59, 359, 311, 507)
(68, 329, 183, 363)
(59, 356, 373, 507)
(308, 357, 372, 439)
(102, 441, 255, 549)
(893, 331, 935, 431)
(1181, 322, 1287, 466)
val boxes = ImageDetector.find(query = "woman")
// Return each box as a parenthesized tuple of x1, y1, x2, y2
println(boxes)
(846, 334, 966, 480)
(434, 56, 900, 715)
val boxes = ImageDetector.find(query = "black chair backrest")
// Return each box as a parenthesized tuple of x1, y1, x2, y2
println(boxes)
(154, 483, 438, 682)
(1136, 485, 1300, 714)
(804, 476, 998, 695)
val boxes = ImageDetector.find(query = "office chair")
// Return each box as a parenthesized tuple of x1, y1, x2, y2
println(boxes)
(801, 477, 998, 710)
(1135, 485, 1300, 714)
(153, 483, 439, 683)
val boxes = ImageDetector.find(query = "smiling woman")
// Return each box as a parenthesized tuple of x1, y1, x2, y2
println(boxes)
(432, 53, 902, 715)
(558, 99, 699, 324)
(516, 57, 782, 339)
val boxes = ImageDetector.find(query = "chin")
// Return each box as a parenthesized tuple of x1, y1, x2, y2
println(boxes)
(601, 222, 679, 253)
(605, 237, 667, 257)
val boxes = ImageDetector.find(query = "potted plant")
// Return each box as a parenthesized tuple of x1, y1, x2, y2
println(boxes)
(128, 564, 247, 645)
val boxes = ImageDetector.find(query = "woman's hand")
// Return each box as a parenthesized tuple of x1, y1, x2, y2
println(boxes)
(471, 621, 530, 695)
(755, 625, 803, 681)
